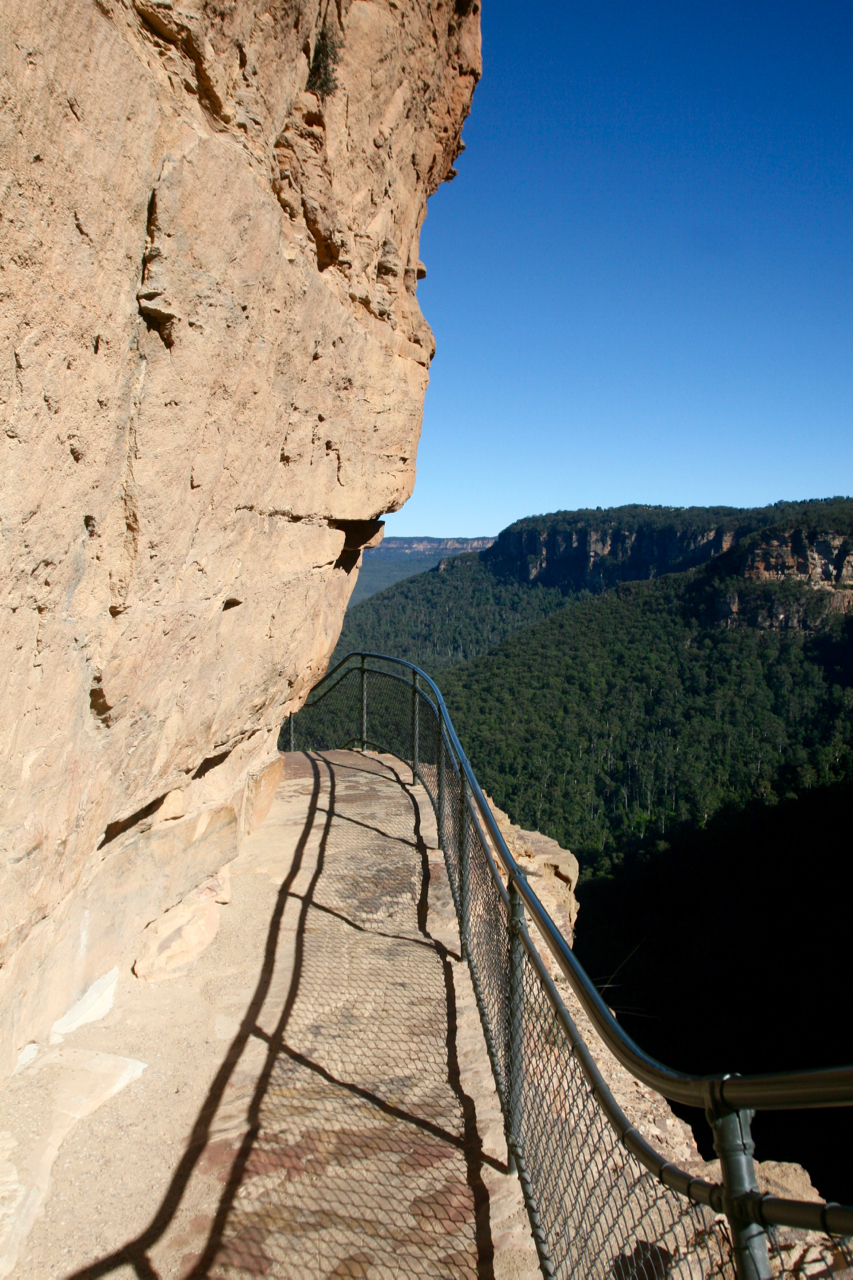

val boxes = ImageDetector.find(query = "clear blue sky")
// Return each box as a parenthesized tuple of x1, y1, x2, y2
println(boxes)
(385, 0, 853, 538)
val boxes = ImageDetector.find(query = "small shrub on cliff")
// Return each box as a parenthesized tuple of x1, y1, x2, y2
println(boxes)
(306, 27, 342, 99)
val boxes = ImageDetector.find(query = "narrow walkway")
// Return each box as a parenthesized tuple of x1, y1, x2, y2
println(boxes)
(8, 752, 536, 1279)
(198, 751, 489, 1278)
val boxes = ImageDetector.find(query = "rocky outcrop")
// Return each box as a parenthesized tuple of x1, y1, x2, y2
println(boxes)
(486, 519, 733, 591)
(484, 503, 853, 601)
(482, 795, 579, 941)
(740, 528, 853, 588)
(0, 0, 480, 1077)
(709, 529, 853, 629)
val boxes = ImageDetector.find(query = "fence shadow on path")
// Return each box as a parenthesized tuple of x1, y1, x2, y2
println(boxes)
(68, 752, 499, 1280)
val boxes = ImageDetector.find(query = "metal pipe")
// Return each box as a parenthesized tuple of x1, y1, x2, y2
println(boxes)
(507, 878, 525, 1175)
(360, 654, 367, 750)
(437, 709, 446, 852)
(459, 775, 471, 959)
(411, 670, 419, 785)
(707, 1103, 772, 1279)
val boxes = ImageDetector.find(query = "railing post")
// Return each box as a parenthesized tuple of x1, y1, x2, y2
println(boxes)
(459, 775, 471, 958)
(411, 669, 419, 785)
(360, 655, 367, 750)
(289, 714, 294, 753)
(437, 709, 446, 851)
(706, 1101, 772, 1280)
(507, 877, 525, 1175)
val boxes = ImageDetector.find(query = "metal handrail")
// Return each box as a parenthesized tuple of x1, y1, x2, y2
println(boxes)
(290, 651, 853, 1274)
(309, 652, 853, 1114)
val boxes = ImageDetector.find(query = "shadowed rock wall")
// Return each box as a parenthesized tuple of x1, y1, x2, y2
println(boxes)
(0, 0, 480, 1075)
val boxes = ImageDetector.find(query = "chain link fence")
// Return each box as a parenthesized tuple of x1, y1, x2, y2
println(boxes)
(283, 653, 853, 1280)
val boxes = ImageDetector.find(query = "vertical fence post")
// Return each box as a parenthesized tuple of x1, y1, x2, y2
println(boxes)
(289, 714, 295, 753)
(507, 878, 525, 1175)
(438, 709, 446, 851)
(360, 655, 367, 750)
(411, 670, 419, 785)
(706, 1101, 772, 1280)
(459, 774, 471, 958)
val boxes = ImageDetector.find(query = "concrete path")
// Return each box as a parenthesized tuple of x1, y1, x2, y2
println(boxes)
(5, 752, 537, 1279)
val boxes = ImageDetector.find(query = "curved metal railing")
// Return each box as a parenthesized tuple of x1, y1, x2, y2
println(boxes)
(283, 651, 853, 1279)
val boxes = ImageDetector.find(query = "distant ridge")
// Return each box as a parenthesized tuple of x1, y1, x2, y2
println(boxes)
(338, 496, 853, 669)
(348, 535, 495, 607)
(371, 536, 496, 555)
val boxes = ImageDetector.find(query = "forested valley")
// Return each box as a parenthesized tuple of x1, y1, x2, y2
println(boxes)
(332, 497, 853, 1200)
(339, 498, 853, 880)
(440, 568, 853, 879)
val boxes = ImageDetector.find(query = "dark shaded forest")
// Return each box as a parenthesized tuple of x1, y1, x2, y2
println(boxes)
(573, 778, 853, 1203)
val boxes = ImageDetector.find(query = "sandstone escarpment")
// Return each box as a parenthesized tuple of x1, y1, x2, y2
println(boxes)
(0, 0, 480, 1076)
(484, 504, 853, 600)
(740, 528, 853, 588)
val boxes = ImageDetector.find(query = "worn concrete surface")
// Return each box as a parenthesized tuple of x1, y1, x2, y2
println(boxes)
(3, 751, 537, 1278)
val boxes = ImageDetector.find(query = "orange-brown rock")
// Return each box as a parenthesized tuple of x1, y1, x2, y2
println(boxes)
(740, 529, 853, 591)
(482, 794, 580, 941)
(0, 0, 480, 1077)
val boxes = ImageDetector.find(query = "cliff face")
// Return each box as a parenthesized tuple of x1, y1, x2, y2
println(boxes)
(738, 528, 853, 590)
(487, 524, 712, 589)
(711, 530, 853, 629)
(486, 511, 853, 602)
(0, 0, 480, 1075)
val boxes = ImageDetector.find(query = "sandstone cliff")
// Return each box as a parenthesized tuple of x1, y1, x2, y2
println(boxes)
(485, 501, 853, 599)
(0, 0, 480, 1076)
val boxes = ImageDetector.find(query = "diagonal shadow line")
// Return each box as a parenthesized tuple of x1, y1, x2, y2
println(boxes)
(65, 752, 326, 1280)
(287, 891, 461, 960)
(182, 754, 338, 1278)
(404, 772, 499, 1279)
(200, 751, 501, 1276)
(316, 804, 424, 848)
(316, 750, 441, 803)
(438, 944, 497, 1278)
(273, 1043, 507, 1176)
(68, 750, 497, 1277)
(314, 750, 402, 781)
(268, 753, 502, 1273)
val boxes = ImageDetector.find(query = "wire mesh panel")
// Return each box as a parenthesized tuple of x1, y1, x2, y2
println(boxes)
(439, 737, 463, 912)
(362, 665, 413, 762)
(465, 807, 513, 1109)
(284, 659, 362, 752)
(414, 687, 441, 810)
(512, 944, 732, 1279)
(285, 657, 853, 1280)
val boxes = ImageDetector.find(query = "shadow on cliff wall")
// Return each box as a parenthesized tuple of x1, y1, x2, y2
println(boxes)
(574, 777, 853, 1203)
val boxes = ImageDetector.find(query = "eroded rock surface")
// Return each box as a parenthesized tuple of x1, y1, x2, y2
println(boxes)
(0, 0, 480, 1075)
(482, 794, 580, 940)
